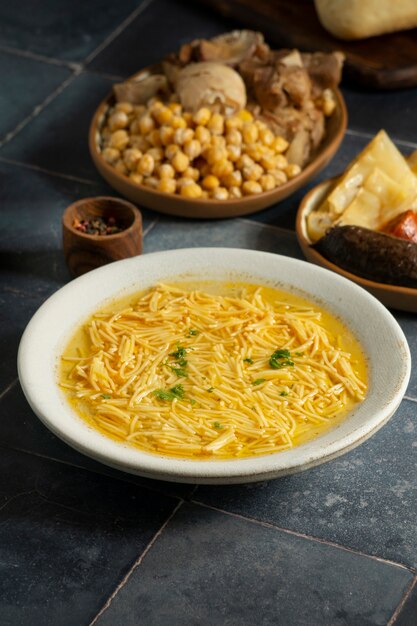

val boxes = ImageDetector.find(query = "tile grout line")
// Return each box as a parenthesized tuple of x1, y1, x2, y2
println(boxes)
(237, 217, 295, 236)
(191, 499, 416, 574)
(84, 0, 154, 67)
(403, 395, 417, 404)
(346, 128, 417, 150)
(0, 68, 82, 149)
(0, 442, 187, 502)
(0, 155, 99, 186)
(89, 499, 184, 625)
(142, 215, 160, 238)
(0, 378, 19, 402)
(387, 575, 417, 625)
(0, 43, 81, 70)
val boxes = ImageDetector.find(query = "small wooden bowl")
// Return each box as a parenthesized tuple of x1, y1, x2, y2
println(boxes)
(62, 196, 142, 277)
(296, 178, 417, 312)
(89, 64, 347, 220)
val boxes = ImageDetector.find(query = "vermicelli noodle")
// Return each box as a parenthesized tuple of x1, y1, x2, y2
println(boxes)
(60, 282, 367, 459)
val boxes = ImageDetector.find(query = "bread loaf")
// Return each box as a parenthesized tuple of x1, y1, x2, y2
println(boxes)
(315, 0, 417, 40)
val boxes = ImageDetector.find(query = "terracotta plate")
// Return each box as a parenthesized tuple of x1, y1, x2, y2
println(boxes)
(89, 64, 347, 220)
(296, 178, 417, 313)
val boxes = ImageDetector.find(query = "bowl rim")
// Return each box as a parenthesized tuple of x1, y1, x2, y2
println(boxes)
(17, 248, 410, 484)
(296, 177, 417, 298)
(88, 64, 347, 208)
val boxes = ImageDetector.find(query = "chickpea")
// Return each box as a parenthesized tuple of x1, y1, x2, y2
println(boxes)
(242, 123, 259, 144)
(260, 174, 276, 191)
(285, 163, 302, 179)
(183, 139, 202, 160)
(183, 112, 193, 126)
(139, 115, 155, 135)
(159, 125, 175, 146)
(244, 144, 263, 162)
(237, 154, 255, 170)
(211, 186, 229, 200)
(180, 182, 203, 198)
(137, 154, 155, 176)
(205, 146, 227, 165)
(195, 125, 211, 146)
(129, 173, 143, 185)
(207, 113, 224, 135)
(259, 128, 275, 147)
(202, 175, 220, 191)
(158, 178, 176, 194)
(147, 129, 162, 147)
(225, 116, 243, 131)
(114, 159, 128, 176)
(242, 180, 263, 195)
(170, 116, 187, 129)
(154, 106, 173, 125)
(242, 163, 263, 181)
(223, 170, 242, 188)
(168, 102, 182, 115)
(229, 186, 242, 198)
(238, 109, 254, 123)
(210, 135, 226, 148)
(115, 102, 134, 114)
(165, 144, 180, 160)
(226, 129, 242, 146)
(260, 154, 276, 171)
(133, 104, 147, 117)
(172, 151, 190, 173)
(193, 107, 211, 126)
(271, 170, 288, 185)
(144, 176, 159, 189)
(130, 135, 150, 152)
(109, 129, 129, 151)
(129, 118, 140, 134)
(177, 177, 194, 190)
(147, 147, 164, 162)
(102, 147, 120, 165)
(183, 166, 200, 181)
(174, 128, 194, 146)
(226, 144, 241, 162)
(273, 136, 289, 153)
(123, 148, 142, 171)
(108, 111, 129, 131)
(211, 159, 234, 179)
(275, 154, 288, 169)
(158, 163, 175, 179)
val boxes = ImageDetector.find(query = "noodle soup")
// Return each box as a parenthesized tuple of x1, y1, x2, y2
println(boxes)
(60, 282, 367, 459)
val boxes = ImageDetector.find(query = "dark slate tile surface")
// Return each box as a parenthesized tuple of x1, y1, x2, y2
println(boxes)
(145, 215, 303, 258)
(0, 160, 152, 391)
(0, 447, 176, 626)
(0, 72, 114, 181)
(194, 399, 417, 569)
(396, 313, 417, 398)
(0, 383, 195, 499)
(89, 0, 234, 76)
(343, 86, 417, 146)
(395, 580, 417, 626)
(94, 502, 412, 626)
(0, 51, 70, 143)
(0, 0, 145, 63)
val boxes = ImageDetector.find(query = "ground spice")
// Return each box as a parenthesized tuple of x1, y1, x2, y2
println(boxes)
(73, 216, 123, 236)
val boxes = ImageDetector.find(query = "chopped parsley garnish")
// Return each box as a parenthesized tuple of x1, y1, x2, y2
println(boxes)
(153, 385, 185, 401)
(100, 394, 111, 399)
(213, 422, 224, 430)
(165, 364, 188, 378)
(252, 378, 266, 386)
(280, 391, 289, 397)
(243, 358, 253, 364)
(295, 351, 304, 357)
(207, 387, 215, 393)
(188, 329, 199, 336)
(269, 349, 294, 369)
(190, 398, 196, 406)
(170, 346, 187, 360)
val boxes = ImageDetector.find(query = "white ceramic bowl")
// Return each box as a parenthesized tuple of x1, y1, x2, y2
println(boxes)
(18, 248, 410, 484)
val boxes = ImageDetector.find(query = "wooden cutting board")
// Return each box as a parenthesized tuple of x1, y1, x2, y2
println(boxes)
(200, 0, 417, 89)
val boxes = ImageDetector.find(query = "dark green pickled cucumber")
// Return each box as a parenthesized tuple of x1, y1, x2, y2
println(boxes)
(313, 225, 417, 287)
